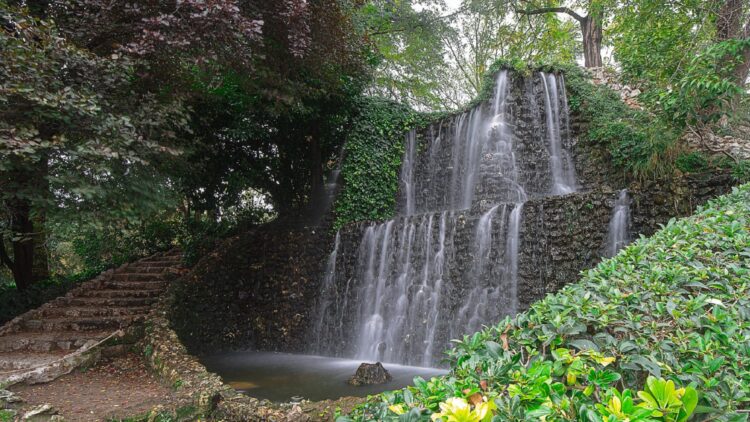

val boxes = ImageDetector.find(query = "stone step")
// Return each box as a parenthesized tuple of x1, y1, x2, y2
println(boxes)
(117, 267, 166, 274)
(23, 315, 143, 332)
(0, 330, 110, 352)
(132, 260, 177, 268)
(63, 296, 159, 307)
(75, 289, 163, 299)
(39, 306, 151, 318)
(0, 351, 68, 371)
(142, 255, 181, 262)
(111, 272, 165, 282)
(100, 280, 169, 290)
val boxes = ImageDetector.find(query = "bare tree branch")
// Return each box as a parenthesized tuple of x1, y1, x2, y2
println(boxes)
(518, 7, 586, 23)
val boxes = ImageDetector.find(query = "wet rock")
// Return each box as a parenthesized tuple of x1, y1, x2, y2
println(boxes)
(348, 362, 392, 386)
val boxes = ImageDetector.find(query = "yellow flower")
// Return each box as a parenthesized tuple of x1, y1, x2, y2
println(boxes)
(430, 397, 496, 422)
(389, 404, 406, 415)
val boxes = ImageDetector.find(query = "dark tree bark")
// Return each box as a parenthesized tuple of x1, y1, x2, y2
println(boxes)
(717, 0, 750, 86)
(308, 134, 324, 202)
(0, 155, 50, 290)
(31, 157, 50, 282)
(519, 6, 603, 68)
(10, 201, 35, 290)
(0, 196, 35, 291)
(31, 208, 49, 282)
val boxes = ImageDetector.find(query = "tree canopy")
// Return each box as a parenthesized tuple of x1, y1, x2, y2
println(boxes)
(1, 0, 749, 290)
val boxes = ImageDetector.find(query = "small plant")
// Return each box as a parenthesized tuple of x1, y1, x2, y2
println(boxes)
(731, 160, 750, 183)
(636, 377, 698, 422)
(675, 152, 709, 173)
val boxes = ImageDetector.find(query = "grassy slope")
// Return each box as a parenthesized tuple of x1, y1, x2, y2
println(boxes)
(344, 183, 750, 421)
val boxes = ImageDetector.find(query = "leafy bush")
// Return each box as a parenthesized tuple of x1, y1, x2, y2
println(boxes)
(341, 184, 750, 421)
(641, 39, 750, 128)
(731, 161, 750, 184)
(675, 152, 709, 174)
(557, 65, 681, 179)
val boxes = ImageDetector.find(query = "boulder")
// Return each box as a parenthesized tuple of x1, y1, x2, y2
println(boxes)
(347, 362, 392, 386)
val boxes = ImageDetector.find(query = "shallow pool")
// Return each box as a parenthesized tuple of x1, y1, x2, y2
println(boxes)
(200, 351, 448, 402)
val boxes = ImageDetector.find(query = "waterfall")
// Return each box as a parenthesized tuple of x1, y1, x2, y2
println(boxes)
(312, 231, 340, 352)
(401, 130, 417, 216)
(310, 70, 579, 367)
(605, 189, 631, 257)
(541, 72, 577, 195)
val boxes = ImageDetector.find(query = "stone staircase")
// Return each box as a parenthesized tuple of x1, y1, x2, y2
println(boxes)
(0, 250, 182, 386)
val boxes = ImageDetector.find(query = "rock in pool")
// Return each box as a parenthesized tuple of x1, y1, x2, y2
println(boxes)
(348, 362, 392, 386)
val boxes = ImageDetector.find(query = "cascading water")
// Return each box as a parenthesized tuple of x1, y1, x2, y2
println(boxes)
(310, 70, 578, 367)
(541, 72, 577, 195)
(605, 189, 631, 257)
(312, 231, 340, 352)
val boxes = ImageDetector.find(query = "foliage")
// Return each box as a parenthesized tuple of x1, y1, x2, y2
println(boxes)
(611, 1, 714, 88)
(559, 65, 681, 179)
(612, 0, 750, 130)
(333, 98, 431, 228)
(675, 152, 710, 174)
(341, 183, 750, 421)
(731, 161, 750, 183)
(642, 39, 750, 128)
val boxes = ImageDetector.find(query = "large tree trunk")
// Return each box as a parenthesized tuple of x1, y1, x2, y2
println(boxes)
(581, 16, 603, 68)
(518, 7, 603, 68)
(10, 200, 35, 291)
(31, 208, 49, 282)
(31, 157, 49, 282)
(308, 134, 323, 203)
(717, 0, 750, 86)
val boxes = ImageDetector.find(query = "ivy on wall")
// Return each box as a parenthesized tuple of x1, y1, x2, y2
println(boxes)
(333, 97, 431, 229)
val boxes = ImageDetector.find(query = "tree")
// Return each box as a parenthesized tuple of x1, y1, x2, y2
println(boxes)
(40, 0, 369, 217)
(1, 2, 185, 289)
(441, 0, 577, 102)
(716, 0, 750, 86)
(516, 0, 609, 67)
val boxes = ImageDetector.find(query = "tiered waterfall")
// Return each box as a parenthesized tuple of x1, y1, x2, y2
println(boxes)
(311, 70, 581, 367)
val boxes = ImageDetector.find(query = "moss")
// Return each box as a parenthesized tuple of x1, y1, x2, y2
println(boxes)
(0, 410, 15, 422)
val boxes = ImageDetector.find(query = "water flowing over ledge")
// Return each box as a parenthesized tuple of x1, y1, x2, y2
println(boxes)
(310, 70, 587, 367)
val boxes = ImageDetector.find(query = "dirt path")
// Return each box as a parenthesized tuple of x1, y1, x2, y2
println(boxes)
(10, 353, 179, 421)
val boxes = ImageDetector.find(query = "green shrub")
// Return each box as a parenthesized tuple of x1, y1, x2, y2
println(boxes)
(675, 152, 709, 173)
(558, 64, 681, 179)
(342, 183, 750, 421)
(732, 160, 750, 184)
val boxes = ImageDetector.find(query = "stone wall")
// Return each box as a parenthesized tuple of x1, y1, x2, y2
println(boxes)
(169, 220, 333, 355)
(167, 71, 738, 359)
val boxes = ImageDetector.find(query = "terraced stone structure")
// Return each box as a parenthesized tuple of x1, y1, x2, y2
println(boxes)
(0, 250, 182, 386)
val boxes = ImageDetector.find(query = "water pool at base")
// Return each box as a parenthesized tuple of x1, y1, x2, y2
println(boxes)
(200, 351, 448, 402)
